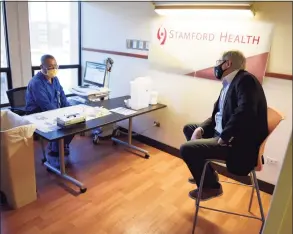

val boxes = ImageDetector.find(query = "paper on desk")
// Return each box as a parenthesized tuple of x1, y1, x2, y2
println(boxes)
(24, 105, 111, 133)
(24, 115, 60, 133)
(110, 107, 137, 115)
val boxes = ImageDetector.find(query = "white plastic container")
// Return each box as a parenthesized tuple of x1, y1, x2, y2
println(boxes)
(149, 91, 158, 105)
(129, 77, 153, 110)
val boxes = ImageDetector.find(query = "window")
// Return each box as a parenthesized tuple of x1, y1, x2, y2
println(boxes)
(32, 67, 78, 94)
(1, 6, 8, 68)
(0, 72, 9, 104)
(28, 1, 80, 92)
(0, 2, 12, 105)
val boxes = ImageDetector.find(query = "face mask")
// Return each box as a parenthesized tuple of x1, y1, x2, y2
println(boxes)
(42, 69, 58, 78)
(214, 61, 227, 80)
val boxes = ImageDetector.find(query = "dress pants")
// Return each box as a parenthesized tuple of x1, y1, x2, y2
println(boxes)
(180, 124, 230, 188)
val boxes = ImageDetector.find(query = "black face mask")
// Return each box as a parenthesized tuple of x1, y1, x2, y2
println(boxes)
(214, 60, 227, 80)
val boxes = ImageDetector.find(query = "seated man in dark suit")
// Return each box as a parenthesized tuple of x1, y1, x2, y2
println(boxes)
(26, 54, 74, 168)
(180, 50, 268, 201)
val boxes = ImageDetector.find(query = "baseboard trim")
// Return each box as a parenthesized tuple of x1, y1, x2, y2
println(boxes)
(119, 127, 275, 195)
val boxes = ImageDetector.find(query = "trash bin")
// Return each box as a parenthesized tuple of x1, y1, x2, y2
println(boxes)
(0, 110, 37, 209)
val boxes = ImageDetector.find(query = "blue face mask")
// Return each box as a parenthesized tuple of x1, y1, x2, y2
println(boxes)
(214, 60, 227, 80)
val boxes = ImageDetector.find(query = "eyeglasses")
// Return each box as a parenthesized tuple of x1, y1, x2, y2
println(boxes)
(45, 65, 59, 70)
(216, 60, 226, 65)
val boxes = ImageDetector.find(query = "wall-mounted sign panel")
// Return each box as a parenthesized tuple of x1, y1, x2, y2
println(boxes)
(149, 18, 273, 83)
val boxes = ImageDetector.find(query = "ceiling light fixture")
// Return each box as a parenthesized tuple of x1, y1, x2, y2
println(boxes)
(154, 3, 255, 18)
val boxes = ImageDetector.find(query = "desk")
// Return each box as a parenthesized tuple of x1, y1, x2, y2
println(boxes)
(34, 96, 166, 193)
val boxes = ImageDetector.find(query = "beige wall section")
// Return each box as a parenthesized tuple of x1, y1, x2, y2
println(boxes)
(81, 2, 292, 185)
(263, 134, 292, 234)
(254, 2, 292, 74)
(5, 1, 32, 87)
(279, 197, 292, 234)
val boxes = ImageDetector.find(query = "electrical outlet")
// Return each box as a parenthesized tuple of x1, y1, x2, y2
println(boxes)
(144, 41, 149, 50)
(138, 41, 144, 50)
(267, 157, 278, 165)
(132, 40, 138, 49)
(126, 39, 131, 49)
(154, 121, 160, 127)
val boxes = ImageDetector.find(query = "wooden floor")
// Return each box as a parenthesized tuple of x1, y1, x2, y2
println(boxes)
(1, 136, 271, 234)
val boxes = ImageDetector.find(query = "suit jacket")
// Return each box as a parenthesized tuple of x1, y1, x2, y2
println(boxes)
(199, 70, 268, 176)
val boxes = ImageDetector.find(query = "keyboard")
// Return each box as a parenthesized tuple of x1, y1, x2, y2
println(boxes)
(71, 87, 110, 98)
(72, 87, 87, 93)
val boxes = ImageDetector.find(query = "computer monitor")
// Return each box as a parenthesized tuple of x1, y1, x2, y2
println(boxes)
(83, 61, 107, 87)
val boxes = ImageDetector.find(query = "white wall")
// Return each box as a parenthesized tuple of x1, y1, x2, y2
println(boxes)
(81, 2, 152, 98)
(82, 2, 292, 185)
(254, 2, 292, 74)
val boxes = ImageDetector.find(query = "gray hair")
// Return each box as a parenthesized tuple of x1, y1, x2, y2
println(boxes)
(41, 54, 55, 65)
(222, 50, 246, 70)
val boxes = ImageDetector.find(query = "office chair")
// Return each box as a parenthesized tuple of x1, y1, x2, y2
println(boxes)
(192, 107, 285, 234)
(6, 87, 27, 116)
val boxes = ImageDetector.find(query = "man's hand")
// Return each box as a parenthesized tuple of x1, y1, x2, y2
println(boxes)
(218, 138, 227, 146)
(191, 127, 204, 140)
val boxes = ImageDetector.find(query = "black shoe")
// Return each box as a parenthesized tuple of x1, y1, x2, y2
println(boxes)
(188, 177, 197, 184)
(189, 185, 223, 201)
(188, 173, 219, 185)
(46, 155, 70, 168)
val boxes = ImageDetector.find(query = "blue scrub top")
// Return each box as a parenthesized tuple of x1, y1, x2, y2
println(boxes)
(26, 72, 70, 114)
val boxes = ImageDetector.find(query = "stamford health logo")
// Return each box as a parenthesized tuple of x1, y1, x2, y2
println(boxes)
(157, 26, 167, 45)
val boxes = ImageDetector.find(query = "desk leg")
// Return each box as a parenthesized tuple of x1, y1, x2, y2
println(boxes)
(111, 117, 150, 159)
(44, 138, 87, 193)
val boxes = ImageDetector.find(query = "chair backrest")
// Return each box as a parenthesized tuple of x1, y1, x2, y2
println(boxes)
(255, 107, 285, 171)
(6, 87, 27, 108)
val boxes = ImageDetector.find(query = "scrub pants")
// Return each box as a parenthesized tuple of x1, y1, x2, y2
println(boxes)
(47, 135, 75, 154)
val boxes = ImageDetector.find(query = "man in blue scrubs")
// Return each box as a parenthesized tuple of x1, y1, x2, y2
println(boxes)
(26, 54, 74, 168)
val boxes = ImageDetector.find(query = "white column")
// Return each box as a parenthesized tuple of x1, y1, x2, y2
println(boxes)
(70, 2, 79, 65)
(5, 1, 32, 88)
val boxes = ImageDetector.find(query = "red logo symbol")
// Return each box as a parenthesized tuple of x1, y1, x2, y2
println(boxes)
(157, 26, 167, 45)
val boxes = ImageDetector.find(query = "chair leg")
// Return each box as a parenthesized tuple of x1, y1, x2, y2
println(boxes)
(248, 172, 255, 212)
(252, 170, 265, 232)
(192, 161, 210, 234)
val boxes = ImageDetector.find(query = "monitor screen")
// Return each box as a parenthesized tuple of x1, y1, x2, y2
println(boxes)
(83, 61, 106, 87)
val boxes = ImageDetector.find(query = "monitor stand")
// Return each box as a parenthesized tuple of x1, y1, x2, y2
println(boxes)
(79, 84, 90, 88)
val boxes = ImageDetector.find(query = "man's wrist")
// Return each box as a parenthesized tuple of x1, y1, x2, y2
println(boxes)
(220, 131, 234, 143)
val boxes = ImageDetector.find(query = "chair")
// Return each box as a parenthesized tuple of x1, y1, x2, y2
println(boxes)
(6, 87, 27, 116)
(192, 107, 285, 234)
